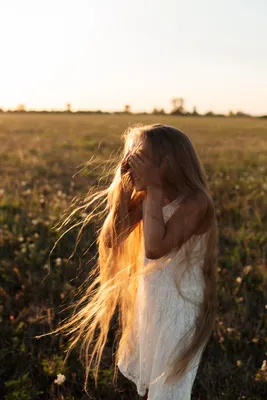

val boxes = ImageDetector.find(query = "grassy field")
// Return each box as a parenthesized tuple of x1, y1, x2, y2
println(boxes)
(0, 113, 267, 399)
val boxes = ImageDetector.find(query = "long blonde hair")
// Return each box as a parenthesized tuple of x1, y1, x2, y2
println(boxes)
(36, 123, 218, 395)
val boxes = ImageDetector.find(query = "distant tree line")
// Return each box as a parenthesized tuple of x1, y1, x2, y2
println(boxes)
(0, 99, 266, 118)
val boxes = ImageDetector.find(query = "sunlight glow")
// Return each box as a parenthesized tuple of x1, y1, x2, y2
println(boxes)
(0, 0, 266, 115)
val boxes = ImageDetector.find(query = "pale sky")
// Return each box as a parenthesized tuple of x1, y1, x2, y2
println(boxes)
(0, 0, 266, 115)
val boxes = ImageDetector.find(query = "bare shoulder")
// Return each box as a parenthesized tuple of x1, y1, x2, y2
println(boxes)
(179, 191, 208, 213)
(179, 191, 213, 234)
(144, 191, 213, 258)
(176, 191, 213, 232)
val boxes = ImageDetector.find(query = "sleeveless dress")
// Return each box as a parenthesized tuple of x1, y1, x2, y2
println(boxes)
(117, 195, 208, 400)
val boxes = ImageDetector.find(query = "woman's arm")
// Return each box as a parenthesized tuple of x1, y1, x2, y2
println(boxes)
(143, 185, 208, 259)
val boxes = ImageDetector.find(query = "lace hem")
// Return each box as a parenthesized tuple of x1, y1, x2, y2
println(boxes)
(117, 361, 148, 397)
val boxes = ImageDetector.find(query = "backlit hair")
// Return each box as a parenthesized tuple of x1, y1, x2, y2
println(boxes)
(35, 123, 218, 395)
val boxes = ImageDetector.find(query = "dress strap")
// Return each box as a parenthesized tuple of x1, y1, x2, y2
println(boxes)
(163, 194, 185, 209)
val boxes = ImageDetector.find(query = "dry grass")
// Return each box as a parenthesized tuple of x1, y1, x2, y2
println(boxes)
(0, 113, 267, 399)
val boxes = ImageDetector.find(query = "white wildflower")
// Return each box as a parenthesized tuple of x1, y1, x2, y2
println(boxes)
(261, 360, 267, 371)
(55, 257, 62, 266)
(243, 265, 252, 275)
(54, 373, 66, 385)
(24, 189, 32, 195)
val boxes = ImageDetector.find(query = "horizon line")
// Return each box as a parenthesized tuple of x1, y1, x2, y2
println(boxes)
(0, 108, 266, 118)
(1, 102, 266, 118)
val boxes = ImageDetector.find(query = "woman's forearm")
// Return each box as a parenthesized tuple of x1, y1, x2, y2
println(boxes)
(143, 184, 166, 256)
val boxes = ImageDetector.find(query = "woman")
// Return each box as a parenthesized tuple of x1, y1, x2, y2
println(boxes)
(37, 123, 218, 399)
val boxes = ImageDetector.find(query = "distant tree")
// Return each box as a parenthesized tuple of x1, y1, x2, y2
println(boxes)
(192, 106, 199, 116)
(0, 107, 4, 113)
(171, 97, 185, 115)
(152, 107, 165, 115)
(236, 110, 251, 117)
(205, 111, 215, 117)
(228, 110, 251, 118)
(124, 104, 131, 113)
(66, 103, 72, 112)
(16, 104, 26, 112)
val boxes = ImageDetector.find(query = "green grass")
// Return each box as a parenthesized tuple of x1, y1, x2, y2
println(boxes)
(0, 113, 267, 399)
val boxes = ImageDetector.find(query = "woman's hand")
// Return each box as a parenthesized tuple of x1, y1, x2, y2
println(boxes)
(128, 151, 168, 189)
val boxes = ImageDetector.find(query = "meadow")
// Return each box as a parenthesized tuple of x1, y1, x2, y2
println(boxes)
(0, 113, 267, 399)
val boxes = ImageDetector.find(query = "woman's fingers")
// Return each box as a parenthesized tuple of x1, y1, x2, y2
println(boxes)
(128, 158, 139, 174)
(133, 152, 145, 163)
(128, 153, 148, 182)
(129, 154, 140, 165)
(128, 156, 139, 170)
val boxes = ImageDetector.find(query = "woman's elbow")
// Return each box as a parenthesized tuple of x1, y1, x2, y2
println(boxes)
(145, 249, 161, 259)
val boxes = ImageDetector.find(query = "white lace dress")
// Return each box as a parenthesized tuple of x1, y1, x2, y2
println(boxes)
(117, 195, 207, 400)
